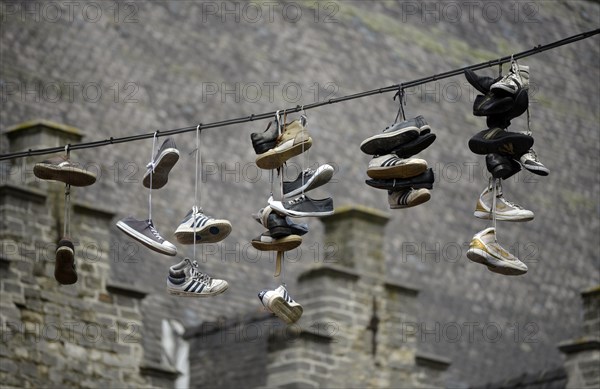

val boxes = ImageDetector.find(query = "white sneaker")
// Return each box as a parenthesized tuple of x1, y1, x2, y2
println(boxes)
(467, 227, 528, 275)
(258, 285, 303, 324)
(474, 183, 534, 222)
(519, 148, 549, 176)
(174, 206, 232, 244)
(167, 258, 228, 297)
(388, 188, 431, 209)
(367, 154, 428, 180)
(491, 63, 529, 94)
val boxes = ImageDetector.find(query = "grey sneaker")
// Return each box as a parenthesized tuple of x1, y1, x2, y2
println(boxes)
(283, 164, 334, 199)
(519, 148, 549, 176)
(143, 137, 180, 189)
(34, 155, 97, 187)
(360, 118, 420, 155)
(116, 217, 177, 256)
(268, 194, 334, 217)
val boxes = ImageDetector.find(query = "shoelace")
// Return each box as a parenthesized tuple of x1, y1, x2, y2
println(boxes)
(527, 149, 540, 162)
(189, 260, 212, 286)
(500, 196, 524, 210)
(147, 222, 164, 242)
(146, 161, 156, 173)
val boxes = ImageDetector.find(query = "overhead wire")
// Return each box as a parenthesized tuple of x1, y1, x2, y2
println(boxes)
(0, 28, 598, 162)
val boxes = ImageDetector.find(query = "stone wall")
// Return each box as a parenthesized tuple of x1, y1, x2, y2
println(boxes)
(1, 0, 599, 386)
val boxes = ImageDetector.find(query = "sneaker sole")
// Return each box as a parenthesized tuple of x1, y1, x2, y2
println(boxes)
(468, 134, 533, 156)
(143, 149, 179, 189)
(33, 164, 96, 187)
(393, 133, 436, 158)
(365, 179, 433, 190)
(174, 221, 232, 244)
(256, 139, 313, 170)
(467, 248, 527, 275)
(283, 165, 334, 199)
(389, 191, 431, 209)
(251, 235, 302, 251)
(367, 163, 428, 180)
(54, 246, 77, 285)
(268, 201, 334, 217)
(521, 163, 549, 176)
(269, 296, 303, 324)
(474, 211, 534, 222)
(116, 221, 177, 256)
(360, 128, 419, 155)
(166, 284, 228, 297)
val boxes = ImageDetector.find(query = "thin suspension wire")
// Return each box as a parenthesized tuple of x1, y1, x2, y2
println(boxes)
(1, 28, 598, 162)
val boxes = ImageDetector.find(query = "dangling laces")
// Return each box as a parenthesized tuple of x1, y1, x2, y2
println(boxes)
(300, 105, 310, 197)
(393, 86, 406, 123)
(193, 124, 203, 262)
(147, 131, 158, 222)
(63, 145, 71, 237)
(491, 177, 498, 242)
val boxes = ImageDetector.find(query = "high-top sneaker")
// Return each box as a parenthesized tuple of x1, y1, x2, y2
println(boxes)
(474, 182, 534, 222)
(167, 258, 228, 297)
(251, 120, 279, 154)
(491, 63, 530, 94)
(255, 120, 312, 170)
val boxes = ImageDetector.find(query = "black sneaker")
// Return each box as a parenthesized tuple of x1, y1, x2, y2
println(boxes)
(486, 89, 529, 129)
(486, 153, 522, 179)
(55, 238, 77, 285)
(391, 133, 437, 158)
(143, 137, 180, 189)
(34, 155, 97, 187)
(472, 93, 514, 116)
(268, 194, 334, 217)
(252, 206, 309, 237)
(251, 120, 279, 155)
(251, 231, 302, 251)
(468, 128, 533, 157)
(116, 217, 177, 256)
(283, 164, 334, 199)
(464, 69, 500, 94)
(360, 119, 420, 155)
(365, 168, 434, 190)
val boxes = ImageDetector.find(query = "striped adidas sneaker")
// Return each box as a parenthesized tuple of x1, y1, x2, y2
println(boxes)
(174, 206, 232, 244)
(167, 258, 228, 297)
(258, 285, 303, 324)
(388, 188, 431, 209)
(367, 154, 428, 180)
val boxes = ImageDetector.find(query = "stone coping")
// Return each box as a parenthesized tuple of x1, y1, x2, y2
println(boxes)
(319, 204, 390, 225)
(0, 183, 47, 204)
(139, 361, 181, 380)
(581, 285, 600, 298)
(415, 351, 452, 370)
(558, 336, 600, 354)
(106, 280, 149, 299)
(4, 119, 81, 138)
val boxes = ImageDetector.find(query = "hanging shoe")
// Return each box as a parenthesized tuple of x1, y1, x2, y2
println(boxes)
(365, 168, 434, 190)
(251, 120, 279, 154)
(167, 258, 228, 297)
(485, 88, 529, 129)
(283, 164, 334, 199)
(474, 182, 534, 222)
(143, 137, 180, 189)
(486, 153, 522, 180)
(33, 155, 96, 187)
(490, 63, 530, 94)
(255, 120, 312, 170)
(468, 128, 533, 157)
(472, 93, 515, 116)
(466, 228, 528, 275)
(268, 194, 334, 217)
(464, 69, 500, 94)
(116, 217, 177, 256)
(367, 155, 428, 180)
(360, 119, 420, 155)
(174, 207, 232, 244)
(54, 238, 77, 285)
(519, 148, 549, 176)
(387, 188, 431, 209)
(258, 285, 303, 324)
(391, 133, 437, 158)
(251, 231, 302, 251)
(252, 206, 309, 237)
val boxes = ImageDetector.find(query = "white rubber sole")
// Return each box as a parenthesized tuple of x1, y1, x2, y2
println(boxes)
(467, 248, 527, 275)
(474, 210, 534, 222)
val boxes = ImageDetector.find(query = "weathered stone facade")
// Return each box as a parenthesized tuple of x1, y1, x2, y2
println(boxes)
(1, 1, 599, 387)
